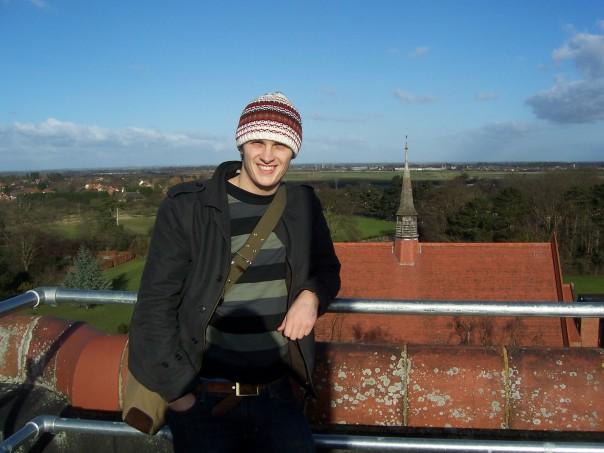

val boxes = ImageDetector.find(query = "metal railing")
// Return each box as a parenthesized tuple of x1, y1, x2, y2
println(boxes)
(1, 416, 603, 453)
(1, 288, 604, 452)
(2, 286, 604, 318)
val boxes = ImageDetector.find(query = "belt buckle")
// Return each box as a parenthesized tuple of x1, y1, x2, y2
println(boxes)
(235, 382, 260, 397)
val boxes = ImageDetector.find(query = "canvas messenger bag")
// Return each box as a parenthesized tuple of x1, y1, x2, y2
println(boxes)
(122, 186, 287, 435)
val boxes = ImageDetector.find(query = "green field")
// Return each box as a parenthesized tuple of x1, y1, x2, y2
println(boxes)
(49, 220, 82, 238)
(285, 169, 538, 182)
(324, 214, 395, 242)
(354, 216, 394, 236)
(118, 214, 156, 234)
(50, 214, 155, 238)
(17, 259, 145, 333)
(105, 257, 145, 291)
(564, 274, 604, 294)
(24, 303, 133, 334)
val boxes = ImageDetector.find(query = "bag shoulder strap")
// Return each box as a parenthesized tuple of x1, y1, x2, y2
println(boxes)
(223, 184, 286, 294)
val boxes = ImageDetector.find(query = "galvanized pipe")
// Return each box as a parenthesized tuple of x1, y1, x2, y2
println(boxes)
(36, 287, 137, 305)
(0, 416, 172, 452)
(1, 288, 603, 318)
(0, 419, 40, 453)
(0, 291, 40, 316)
(29, 288, 604, 317)
(330, 298, 604, 317)
(1, 417, 603, 453)
(313, 434, 604, 452)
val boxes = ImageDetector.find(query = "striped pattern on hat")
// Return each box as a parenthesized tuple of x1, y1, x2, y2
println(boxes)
(235, 92, 302, 156)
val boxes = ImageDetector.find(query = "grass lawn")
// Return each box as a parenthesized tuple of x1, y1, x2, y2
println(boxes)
(15, 259, 145, 333)
(564, 274, 604, 294)
(105, 257, 145, 291)
(50, 214, 156, 238)
(23, 303, 133, 334)
(49, 221, 82, 238)
(118, 214, 156, 235)
(354, 216, 394, 239)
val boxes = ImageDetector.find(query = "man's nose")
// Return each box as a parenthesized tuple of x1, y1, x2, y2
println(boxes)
(260, 144, 275, 161)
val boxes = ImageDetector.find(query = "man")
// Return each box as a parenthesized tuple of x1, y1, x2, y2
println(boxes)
(128, 92, 341, 452)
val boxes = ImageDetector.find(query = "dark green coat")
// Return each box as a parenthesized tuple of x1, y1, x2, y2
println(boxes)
(128, 161, 341, 402)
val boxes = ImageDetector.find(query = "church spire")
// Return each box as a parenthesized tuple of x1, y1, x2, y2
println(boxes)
(395, 137, 418, 239)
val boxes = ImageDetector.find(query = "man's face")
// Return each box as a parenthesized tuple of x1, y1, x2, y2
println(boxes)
(237, 139, 293, 195)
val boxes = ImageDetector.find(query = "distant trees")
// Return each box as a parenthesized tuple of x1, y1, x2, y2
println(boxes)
(314, 185, 361, 241)
(0, 190, 141, 297)
(0, 168, 601, 301)
(446, 197, 494, 241)
(313, 170, 604, 275)
(1, 200, 44, 273)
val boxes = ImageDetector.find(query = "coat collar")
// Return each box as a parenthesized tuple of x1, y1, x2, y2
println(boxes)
(202, 160, 242, 211)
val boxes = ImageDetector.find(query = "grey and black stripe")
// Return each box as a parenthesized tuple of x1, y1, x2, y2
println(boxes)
(201, 182, 289, 384)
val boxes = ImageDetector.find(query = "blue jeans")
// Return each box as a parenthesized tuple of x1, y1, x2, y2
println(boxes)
(166, 379, 315, 453)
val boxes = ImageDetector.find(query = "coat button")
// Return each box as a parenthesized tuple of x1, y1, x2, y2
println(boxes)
(191, 337, 198, 344)
(161, 361, 169, 368)
(216, 274, 222, 282)
(200, 306, 206, 312)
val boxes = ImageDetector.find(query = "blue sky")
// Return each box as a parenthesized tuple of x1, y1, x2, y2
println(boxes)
(1, 0, 603, 170)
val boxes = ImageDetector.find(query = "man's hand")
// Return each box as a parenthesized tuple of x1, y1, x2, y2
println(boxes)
(168, 393, 196, 412)
(277, 290, 319, 340)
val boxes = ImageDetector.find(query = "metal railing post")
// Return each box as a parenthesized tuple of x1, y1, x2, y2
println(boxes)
(0, 291, 42, 316)
(2, 288, 603, 318)
(2, 418, 604, 452)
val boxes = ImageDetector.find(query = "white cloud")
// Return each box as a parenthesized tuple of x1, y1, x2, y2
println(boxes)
(475, 91, 499, 102)
(526, 78, 604, 123)
(552, 31, 604, 79)
(6, 118, 224, 148)
(527, 26, 604, 124)
(409, 46, 430, 58)
(393, 89, 437, 104)
(0, 118, 230, 170)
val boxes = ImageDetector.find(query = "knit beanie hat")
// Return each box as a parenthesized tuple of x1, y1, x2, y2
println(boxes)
(235, 92, 302, 157)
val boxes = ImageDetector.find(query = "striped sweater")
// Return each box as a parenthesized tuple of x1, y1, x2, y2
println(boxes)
(200, 182, 289, 383)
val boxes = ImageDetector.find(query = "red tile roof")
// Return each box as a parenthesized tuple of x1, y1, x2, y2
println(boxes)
(335, 241, 561, 301)
(314, 239, 580, 347)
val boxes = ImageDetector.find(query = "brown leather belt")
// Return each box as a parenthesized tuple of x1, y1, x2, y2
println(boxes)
(201, 381, 267, 397)
(196, 381, 272, 417)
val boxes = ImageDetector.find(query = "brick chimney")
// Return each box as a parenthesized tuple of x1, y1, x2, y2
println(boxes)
(394, 138, 419, 265)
